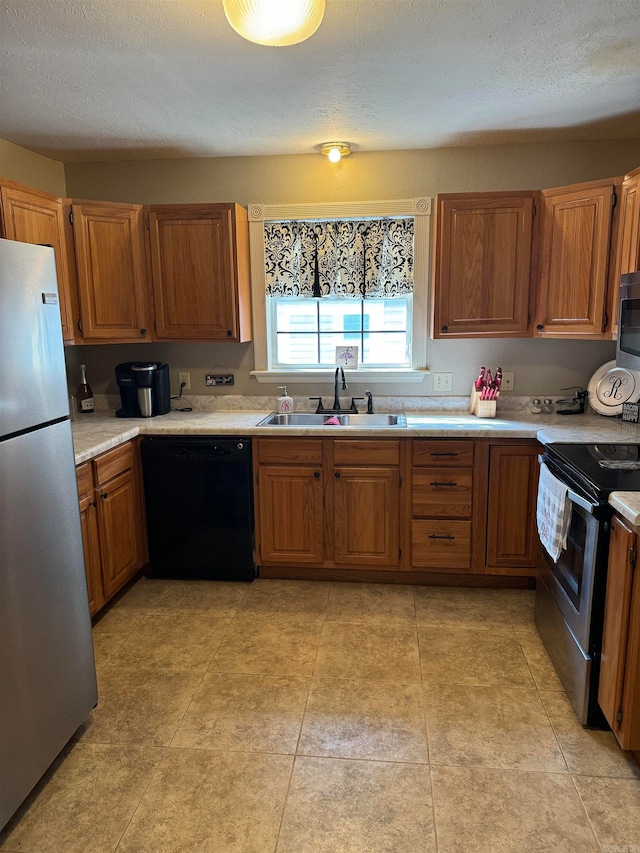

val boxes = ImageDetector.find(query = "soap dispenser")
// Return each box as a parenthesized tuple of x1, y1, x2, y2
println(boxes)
(276, 386, 294, 414)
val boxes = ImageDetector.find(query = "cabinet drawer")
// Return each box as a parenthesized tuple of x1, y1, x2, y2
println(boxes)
(412, 469, 473, 518)
(411, 520, 472, 570)
(257, 439, 323, 465)
(412, 440, 474, 467)
(333, 440, 400, 466)
(76, 461, 93, 498)
(94, 441, 134, 485)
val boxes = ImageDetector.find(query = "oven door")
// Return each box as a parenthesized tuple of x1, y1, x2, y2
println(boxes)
(535, 457, 611, 724)
(538, 494, 601, 653)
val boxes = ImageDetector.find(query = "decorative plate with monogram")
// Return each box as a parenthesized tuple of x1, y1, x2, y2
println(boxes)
(587, 360, 640, 416)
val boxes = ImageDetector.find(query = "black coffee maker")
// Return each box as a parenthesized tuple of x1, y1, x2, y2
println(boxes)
(115, 362, 171, 418)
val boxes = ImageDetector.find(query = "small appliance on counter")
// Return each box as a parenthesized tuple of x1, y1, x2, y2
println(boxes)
(115, 362, 171, 418)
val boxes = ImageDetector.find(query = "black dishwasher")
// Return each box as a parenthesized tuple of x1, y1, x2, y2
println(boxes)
(140, 436, 255, 581)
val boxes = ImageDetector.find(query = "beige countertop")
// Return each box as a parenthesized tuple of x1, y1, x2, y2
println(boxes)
(71, 408, 639, 465)
(609, 492, 640, 527)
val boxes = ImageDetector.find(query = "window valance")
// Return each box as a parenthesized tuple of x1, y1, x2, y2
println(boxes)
(264, 217, 414, 298)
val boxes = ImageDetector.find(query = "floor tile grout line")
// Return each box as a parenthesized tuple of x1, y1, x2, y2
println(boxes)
(273, 589, 328, 852)
(112, 745, 168, 853)
(569, 772, 606, 851)
(414, 586, 432, 767)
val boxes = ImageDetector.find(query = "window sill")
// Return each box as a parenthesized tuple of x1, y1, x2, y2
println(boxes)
(251, 369, 429, 384)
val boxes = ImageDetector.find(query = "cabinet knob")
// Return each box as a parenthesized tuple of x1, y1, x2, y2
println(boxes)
(140, 328, 147, 335)
(100, 492, 108, 499)
(314, 471, 320, 479)
(90, 501, 97, 508)
(334, 472, 341, 479)
(226, 329, 233, 337)
(536, 324, 544, 331)
(441, 325, 448, 332)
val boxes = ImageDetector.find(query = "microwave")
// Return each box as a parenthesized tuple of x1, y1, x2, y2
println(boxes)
(617, 271, 640, 371)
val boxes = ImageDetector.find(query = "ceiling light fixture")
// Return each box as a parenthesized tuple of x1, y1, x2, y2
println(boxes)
(321, 142, 351, 163)
(223, 0, 325, 47)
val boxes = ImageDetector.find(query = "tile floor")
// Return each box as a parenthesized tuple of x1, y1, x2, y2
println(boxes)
(1, 578, 639, 852)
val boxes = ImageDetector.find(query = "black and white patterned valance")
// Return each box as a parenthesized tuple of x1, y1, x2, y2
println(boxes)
(264, 218, 414, 298)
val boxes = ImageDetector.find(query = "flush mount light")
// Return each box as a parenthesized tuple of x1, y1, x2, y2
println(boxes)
(321, 142, 351, 163)
(223, 0, 325, 47)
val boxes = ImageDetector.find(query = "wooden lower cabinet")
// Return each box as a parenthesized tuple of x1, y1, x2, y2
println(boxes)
(485, 442, 540, 571)
(76, 461, 104, 616)
(76, 440, 146, 616)
(599, 514, 640, 750)
(255, 436, 540, 580)
(410, 439, 474, 573)
(333, 467, 399, 566)
(254, 438, 402, 570)
(257, 465, 324, 563)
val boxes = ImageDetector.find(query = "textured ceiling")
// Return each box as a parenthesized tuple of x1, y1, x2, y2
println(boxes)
(1, 0, 639, 162)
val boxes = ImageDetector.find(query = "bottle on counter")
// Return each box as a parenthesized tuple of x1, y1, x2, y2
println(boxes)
(76, 363, 94, 414)
(276, 385, 294, 414)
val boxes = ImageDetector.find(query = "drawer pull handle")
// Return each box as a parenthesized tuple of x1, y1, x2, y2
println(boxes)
(428, 533, 455, 540)
(429, 481, 457, 487)
(430, 451, 458, 457)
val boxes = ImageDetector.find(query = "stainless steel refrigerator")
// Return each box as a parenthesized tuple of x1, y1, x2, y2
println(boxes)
(0, 239, 97, 829)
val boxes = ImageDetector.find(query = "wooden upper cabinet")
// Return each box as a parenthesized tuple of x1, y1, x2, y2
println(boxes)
(433, 192, 535, 338)
(534, 178, 616, 338)
(0, 179, 77, 343)
(71, 200, 151, 342)
(147, 203, 251, 342)
(608, 166, 640, 336)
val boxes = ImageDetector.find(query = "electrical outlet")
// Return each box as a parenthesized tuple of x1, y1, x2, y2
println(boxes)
(502, 371, 515, 392)
(432, 372, 453, 393)
(178, 371, 191, 390)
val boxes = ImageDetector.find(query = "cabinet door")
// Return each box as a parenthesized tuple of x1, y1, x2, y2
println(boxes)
(485, 443, 539, 570)
(76, 463, 104, 616)
(72, 200, 151, 341)
(535, 180, 614, 337)
(333, 467, 400, 567)
(147, 204, 240, 341)
(96, 468, 144, 598)
(0, 182, 76, 342)
(257, 465, 324, 563)
(433, 192, 535, 338)
(608, 167, 640, 335)
(599, 515, 640, 750)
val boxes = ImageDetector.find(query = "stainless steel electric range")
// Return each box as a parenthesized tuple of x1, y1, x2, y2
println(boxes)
(535, 443, 640, 726)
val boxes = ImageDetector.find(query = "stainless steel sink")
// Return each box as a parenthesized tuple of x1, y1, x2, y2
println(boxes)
(256, 412, 407, 428)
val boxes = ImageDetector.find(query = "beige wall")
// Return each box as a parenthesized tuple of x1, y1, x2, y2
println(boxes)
(64, 139, 633, 402)
(65, 139, 639, 206)
(0, 138, 67, 196)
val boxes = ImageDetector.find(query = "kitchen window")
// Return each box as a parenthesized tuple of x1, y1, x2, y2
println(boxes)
(269, 295, 412, 369)
(248, 199, 432, 384)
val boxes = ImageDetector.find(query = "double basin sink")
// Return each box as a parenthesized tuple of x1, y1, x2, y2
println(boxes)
(257, 412, 407, 428)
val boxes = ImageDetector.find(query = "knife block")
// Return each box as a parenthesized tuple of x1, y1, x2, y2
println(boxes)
(470, 384, 497, 418)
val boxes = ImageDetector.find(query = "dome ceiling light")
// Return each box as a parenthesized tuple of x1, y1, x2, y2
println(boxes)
(321, 142, 351, 162)
(223, 0, 326, 47)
